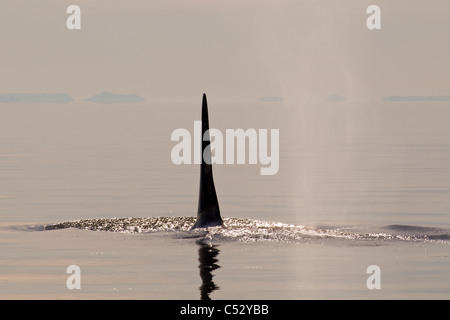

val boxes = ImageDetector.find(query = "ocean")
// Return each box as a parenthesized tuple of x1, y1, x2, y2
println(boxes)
(1, 101, 449, 299)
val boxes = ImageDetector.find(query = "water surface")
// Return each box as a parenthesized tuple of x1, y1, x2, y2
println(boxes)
(1, 102, 449, 299)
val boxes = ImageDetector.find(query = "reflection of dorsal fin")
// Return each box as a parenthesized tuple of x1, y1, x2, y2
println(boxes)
(191, 94, 223, 229)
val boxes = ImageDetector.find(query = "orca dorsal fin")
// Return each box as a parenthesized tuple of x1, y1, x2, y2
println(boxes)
(191, 94, 223, 229)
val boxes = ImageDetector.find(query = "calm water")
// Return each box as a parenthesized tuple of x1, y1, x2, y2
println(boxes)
(0, 101, 449, 299)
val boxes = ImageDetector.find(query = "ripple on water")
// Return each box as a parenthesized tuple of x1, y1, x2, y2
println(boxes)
(32, 217, 450, 245)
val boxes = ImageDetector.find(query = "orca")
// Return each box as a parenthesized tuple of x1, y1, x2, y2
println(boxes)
(191, 94, 224, 229)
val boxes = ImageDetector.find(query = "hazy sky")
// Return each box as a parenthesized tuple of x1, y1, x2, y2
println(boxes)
(1, 0, 449, 103)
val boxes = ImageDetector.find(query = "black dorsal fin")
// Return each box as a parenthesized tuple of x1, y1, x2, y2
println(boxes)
(191, 94, 223, 229)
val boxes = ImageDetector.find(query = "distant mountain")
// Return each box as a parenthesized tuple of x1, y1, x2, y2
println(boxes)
(327, 95, 346, 102)
(0, 93, 74, 103)
(84, 92, 145, 104)
(383, 96, 450, 102)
